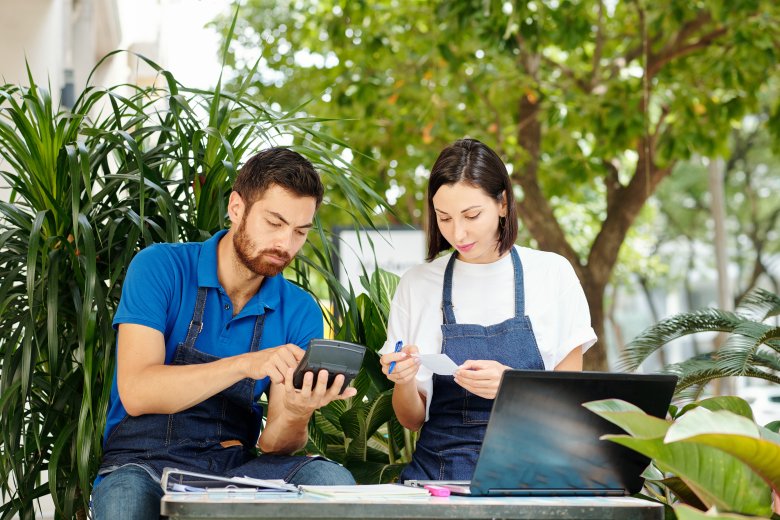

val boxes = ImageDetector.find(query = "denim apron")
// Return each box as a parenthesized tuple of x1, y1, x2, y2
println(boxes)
(400, 248, 544, 481)
(99, 287, 319, 481)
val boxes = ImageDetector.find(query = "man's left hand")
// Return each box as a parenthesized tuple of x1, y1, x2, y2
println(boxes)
(453, 360, 511, 399)
(281, 367, 357, 417)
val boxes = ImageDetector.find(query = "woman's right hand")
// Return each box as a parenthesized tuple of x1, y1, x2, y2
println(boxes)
(381, 344, 421, 385)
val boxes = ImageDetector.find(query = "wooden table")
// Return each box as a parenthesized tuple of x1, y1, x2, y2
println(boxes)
(161, 493, 664, 519)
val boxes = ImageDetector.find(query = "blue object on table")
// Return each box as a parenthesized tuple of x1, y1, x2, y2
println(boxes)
(388, 341, 403, 374)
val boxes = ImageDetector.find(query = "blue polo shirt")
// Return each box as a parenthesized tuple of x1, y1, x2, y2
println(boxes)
(102, 230, 323, 443)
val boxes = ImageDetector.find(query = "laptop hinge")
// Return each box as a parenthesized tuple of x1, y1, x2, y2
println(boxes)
(486, 489, 628, 497)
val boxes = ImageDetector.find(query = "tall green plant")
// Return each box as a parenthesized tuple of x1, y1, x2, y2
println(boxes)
(302, 269, 415, 484)
(622, 288, 780, 400)
(0, 53, 388, 520)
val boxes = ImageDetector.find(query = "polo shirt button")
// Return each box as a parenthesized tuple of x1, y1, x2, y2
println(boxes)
(224, 304, 230, 310)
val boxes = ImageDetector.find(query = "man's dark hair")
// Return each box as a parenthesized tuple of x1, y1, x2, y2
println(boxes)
(426, 138, 518, 261)
(233, 148, 324, 207)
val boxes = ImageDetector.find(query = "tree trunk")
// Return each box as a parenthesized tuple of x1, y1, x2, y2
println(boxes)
(582, 277, 608, 371)
(512, 85, 676, 371)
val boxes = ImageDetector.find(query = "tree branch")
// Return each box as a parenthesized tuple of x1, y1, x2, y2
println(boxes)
(646, 25, 729, 78)
(540, 54, 591, 92)
(590, 0, 605, 90)
(588, 140, 673, 288)
(512, 92, 582, 277)
(602, 158, 622, 209)
(465, 77, 505, 151)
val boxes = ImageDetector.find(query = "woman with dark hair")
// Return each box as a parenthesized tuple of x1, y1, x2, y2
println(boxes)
(379, 138, 596, 481)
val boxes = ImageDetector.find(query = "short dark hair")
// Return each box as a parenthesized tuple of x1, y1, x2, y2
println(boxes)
(426, 138, 518, 261)
(233, 148, 324, 207)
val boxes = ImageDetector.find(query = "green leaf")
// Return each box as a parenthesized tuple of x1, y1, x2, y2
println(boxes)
(606, 435, 771, 516)
(666, 407, 780, 493)
(588, 400, 772, 515)
(583, 399, 672, 438)
(694, 396, 755, 420)
(674, 504, 772, 520)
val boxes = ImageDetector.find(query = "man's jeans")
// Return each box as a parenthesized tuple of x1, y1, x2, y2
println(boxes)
(92, 460, 355, 520)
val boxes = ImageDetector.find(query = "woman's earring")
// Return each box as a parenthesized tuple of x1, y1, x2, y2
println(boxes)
(499, 216, 506, 233)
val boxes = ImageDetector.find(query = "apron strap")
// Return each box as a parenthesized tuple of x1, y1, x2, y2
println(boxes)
(182, 287, 208, 349)
(441, 253, 459, 324)
(249, 313, 267, 353)
(510, 247, 525, 318)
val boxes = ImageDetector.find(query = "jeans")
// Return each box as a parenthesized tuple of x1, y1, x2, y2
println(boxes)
(91, 465, 163, 520)
(91, 459, 355, 520)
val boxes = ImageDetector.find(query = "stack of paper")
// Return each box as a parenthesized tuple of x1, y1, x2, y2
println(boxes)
(299, 484, 430, 499)
(162, 468, 299, 494)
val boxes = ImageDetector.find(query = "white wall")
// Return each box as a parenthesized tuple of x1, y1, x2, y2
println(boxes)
(0, 0, 66, 99)
(0, 0, 124, 202)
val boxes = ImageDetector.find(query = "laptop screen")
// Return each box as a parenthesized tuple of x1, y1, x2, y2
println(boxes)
(470, 370, 677, 496)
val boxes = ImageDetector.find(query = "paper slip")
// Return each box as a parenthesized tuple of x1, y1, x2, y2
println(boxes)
(299, 484, 430, 499)
(414, 354, 460, 375)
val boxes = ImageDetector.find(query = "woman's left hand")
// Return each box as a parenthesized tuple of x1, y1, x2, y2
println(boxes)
(453, 360, 511, 399)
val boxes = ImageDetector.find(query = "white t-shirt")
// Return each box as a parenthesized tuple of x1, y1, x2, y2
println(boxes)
(380, 246, 597, 419)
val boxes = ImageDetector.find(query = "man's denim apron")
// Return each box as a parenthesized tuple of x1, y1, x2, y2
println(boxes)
(99, 287, 320, 482)
(401, 248, 544, 481)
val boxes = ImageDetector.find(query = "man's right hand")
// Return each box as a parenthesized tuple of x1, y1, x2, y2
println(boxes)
(244, 344, 304, 383)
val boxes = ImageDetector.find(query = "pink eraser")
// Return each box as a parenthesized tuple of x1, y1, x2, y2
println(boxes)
(424, 484, 451, 497)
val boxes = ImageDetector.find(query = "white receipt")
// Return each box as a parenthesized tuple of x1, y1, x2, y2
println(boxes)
(414, 354, 460, 375)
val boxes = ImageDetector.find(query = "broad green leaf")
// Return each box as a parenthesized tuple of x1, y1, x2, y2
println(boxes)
(673, 504, 771, 520)
(604, 435, 772, 516)
(695, 396, 755, 420)
(584, 399, 672, 438)
(667, 408, 780, 492)
(666, 408, 761, 442)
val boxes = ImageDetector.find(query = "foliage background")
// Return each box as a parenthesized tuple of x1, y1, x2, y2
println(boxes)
(215, 0, 780, 369)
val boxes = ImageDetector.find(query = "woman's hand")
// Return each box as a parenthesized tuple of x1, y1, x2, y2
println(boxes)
(380, 344, 421, 385)
(454, 360, 511, 399)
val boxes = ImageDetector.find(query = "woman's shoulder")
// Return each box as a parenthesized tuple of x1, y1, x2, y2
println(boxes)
(395, 255, 449, 295)
(401, 254, 451, 279)
(516, 246, 582, 294)
(516, 245, 574, 272)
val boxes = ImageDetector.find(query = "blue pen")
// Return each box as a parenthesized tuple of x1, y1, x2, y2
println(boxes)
(388, 340, 403, 374)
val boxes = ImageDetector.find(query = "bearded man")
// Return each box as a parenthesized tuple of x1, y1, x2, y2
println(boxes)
(92, 148, 355, 519)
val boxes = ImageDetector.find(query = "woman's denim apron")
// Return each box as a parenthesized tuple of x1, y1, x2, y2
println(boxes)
(99, 287, 320, 482)
(401, 248, 544, 481)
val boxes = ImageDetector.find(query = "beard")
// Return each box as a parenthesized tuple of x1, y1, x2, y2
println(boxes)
(233, 220, 293, 277)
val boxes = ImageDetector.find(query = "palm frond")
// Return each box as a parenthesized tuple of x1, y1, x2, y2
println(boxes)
(736, 288, 780, 321)
(621, 309, 745, 371)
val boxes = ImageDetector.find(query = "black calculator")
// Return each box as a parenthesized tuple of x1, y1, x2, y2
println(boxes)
(292, 339, 366, 393)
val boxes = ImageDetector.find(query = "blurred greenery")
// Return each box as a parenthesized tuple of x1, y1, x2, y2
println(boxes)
(215, 0, 780, 369)
(622, 287, 780, 402)
(608, 87, 780, 361)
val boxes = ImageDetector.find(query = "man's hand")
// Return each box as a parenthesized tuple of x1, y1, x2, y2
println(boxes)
(380, 344, 421, 385)
(454, 360, 511, 399)
(279, 367, 357, 417)
(243, 344, 305, 383)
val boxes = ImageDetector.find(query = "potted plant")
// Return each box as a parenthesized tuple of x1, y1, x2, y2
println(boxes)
(585, 395, 780, 518)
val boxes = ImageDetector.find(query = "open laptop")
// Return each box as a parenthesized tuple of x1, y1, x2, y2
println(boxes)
(404, 370, 677, 496)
